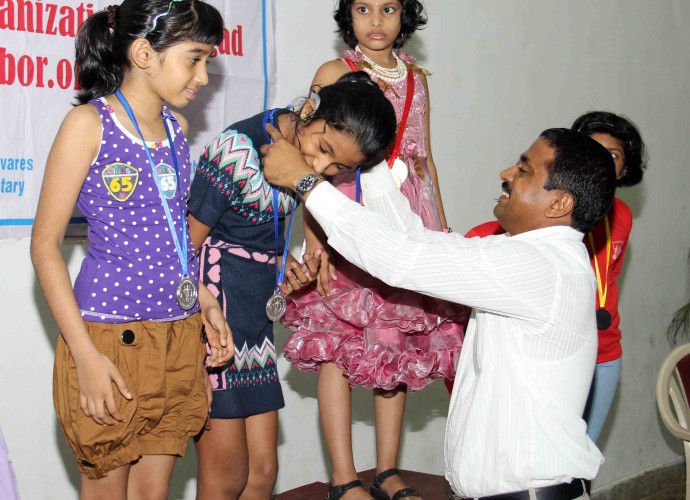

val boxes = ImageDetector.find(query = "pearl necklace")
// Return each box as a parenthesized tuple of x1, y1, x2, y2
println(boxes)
(355, 45, 408, 83)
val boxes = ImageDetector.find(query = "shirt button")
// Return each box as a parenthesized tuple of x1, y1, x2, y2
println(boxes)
(121, 329, 135, 345)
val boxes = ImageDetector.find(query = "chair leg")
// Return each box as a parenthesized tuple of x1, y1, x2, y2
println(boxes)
(683, 441, 690, 500)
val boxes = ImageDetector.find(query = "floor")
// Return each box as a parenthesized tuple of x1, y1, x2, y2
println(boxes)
(593, 480, 684, 500)
(591, 461, 686, 500)
(275, 469, 450, 499)
(275, 462, 687, 500)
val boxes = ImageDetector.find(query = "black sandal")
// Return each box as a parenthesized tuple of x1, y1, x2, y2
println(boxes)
(370, 469, 422, 500)
(327, 479, 365, 500)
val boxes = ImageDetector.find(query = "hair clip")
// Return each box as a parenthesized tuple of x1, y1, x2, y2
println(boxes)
(577, 121, 613, 133)
(144, 0, 183, 37)
(309, 91, 321, 110)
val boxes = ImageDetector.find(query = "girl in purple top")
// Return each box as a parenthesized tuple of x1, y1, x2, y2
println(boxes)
(31, 1, 232, 497)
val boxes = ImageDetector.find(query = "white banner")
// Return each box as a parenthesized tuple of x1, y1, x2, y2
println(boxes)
(0, 0, 276, 238)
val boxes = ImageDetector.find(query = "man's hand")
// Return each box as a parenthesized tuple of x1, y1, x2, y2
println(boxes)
(260, 123, 315, 190)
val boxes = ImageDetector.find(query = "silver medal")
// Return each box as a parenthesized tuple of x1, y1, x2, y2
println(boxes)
(266, 291, 287, 321)
(176, 276, 198, 310)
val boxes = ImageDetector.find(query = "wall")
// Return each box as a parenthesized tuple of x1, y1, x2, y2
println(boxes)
(1, 1, 689, 497)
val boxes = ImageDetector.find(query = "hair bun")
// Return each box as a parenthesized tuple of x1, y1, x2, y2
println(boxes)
(336, 71, 377, 87)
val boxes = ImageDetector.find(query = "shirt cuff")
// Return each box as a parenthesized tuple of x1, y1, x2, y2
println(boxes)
(304, 181, 352, 236)
(359, 159, 398, 201)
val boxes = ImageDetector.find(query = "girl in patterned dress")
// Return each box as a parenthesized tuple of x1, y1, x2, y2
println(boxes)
(31, 2, 232, 498)
(187, 72, 396, 500)
(281, 1, 468, 499)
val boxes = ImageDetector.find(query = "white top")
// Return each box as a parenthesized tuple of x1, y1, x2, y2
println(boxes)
(305, 161, 604, 497)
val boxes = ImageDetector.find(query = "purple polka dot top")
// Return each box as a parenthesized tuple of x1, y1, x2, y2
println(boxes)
(72, 97, 200, 322)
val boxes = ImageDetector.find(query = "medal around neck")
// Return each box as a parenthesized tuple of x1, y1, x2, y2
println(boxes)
(263, 109, 296, 323)
(115, 90, 195, 312)
(266, 291, 287, 321)
(596, 308, 612, 330)
(177, 276, 198, 310)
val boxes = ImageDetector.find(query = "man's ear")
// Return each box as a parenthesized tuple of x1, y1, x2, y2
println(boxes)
(129, 38, 156, 69)
(545, 190, 574, 220)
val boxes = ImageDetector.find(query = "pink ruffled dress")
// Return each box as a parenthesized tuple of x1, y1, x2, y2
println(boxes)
(281, 52, 468, 392)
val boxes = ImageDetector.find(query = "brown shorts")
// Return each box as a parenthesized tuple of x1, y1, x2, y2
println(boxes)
(53, 314, 208, 479)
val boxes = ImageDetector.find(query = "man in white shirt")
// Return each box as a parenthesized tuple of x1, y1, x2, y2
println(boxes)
(261, 126, 614, 500)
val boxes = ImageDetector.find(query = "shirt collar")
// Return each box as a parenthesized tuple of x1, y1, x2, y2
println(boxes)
(508, 225, 584, 241)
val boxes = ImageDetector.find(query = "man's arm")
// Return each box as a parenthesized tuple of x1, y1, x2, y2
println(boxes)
(355, 160, 438, 236)
(306, 183, 555, 319)
(260, 123, 553, 317)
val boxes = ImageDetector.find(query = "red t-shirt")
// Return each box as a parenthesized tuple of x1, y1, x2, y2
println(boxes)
(465, 221, 504, 239)
(586, 198, 631, 362)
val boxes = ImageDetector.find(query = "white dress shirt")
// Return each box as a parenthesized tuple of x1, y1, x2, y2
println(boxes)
(305, 162, 604, 497)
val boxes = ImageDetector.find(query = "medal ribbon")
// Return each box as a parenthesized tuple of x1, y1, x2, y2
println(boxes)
(355, 167, 361, 204)
(273, 189, 296, 293)
(115, 89, 189, 281)
(587, 215, 611, 309)
(262, 109, 296, 294)
(387, 68, 414, 169)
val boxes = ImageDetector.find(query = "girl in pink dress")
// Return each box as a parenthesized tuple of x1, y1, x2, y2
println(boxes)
(281, 2, 467, 499)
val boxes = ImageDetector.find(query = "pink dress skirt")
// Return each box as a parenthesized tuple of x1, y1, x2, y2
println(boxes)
(282, 171, 467, 392)
(283, 55, 467, 391)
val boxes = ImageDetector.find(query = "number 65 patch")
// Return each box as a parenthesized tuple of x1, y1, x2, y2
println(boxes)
(103, 162, 139, 202)
(156, 163, 177, 199)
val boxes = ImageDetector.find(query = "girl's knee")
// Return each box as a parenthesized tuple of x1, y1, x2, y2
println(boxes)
(375, 388, 402, 399)
(129, 482, 171, 500)
(246, 461, 278, 496)
(255, 460, 278, 482)
(198, 473, 248, 500)
(198, 455, 249, 499)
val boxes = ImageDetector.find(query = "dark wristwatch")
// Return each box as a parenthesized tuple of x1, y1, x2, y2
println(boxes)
(295, 173, 324, 199)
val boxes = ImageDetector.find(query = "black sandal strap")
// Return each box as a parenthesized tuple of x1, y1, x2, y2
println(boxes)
(392, 487, 422, 500)
(327, 479, 363, 500)
(373, 468, 402, 488)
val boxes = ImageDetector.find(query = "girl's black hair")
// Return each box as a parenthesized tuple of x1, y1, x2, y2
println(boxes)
(75, 0, 224, 104)
(334, 0, 427, 49)
(303, 72, 396, 168)
(571, 111, 647, 188)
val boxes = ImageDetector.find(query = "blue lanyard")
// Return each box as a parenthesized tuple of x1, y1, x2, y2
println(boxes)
(273, 188, 295, 292)
(355, 167, 361, 204)
(115, 89, 188, 279)
(262, 109, 296, 292)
